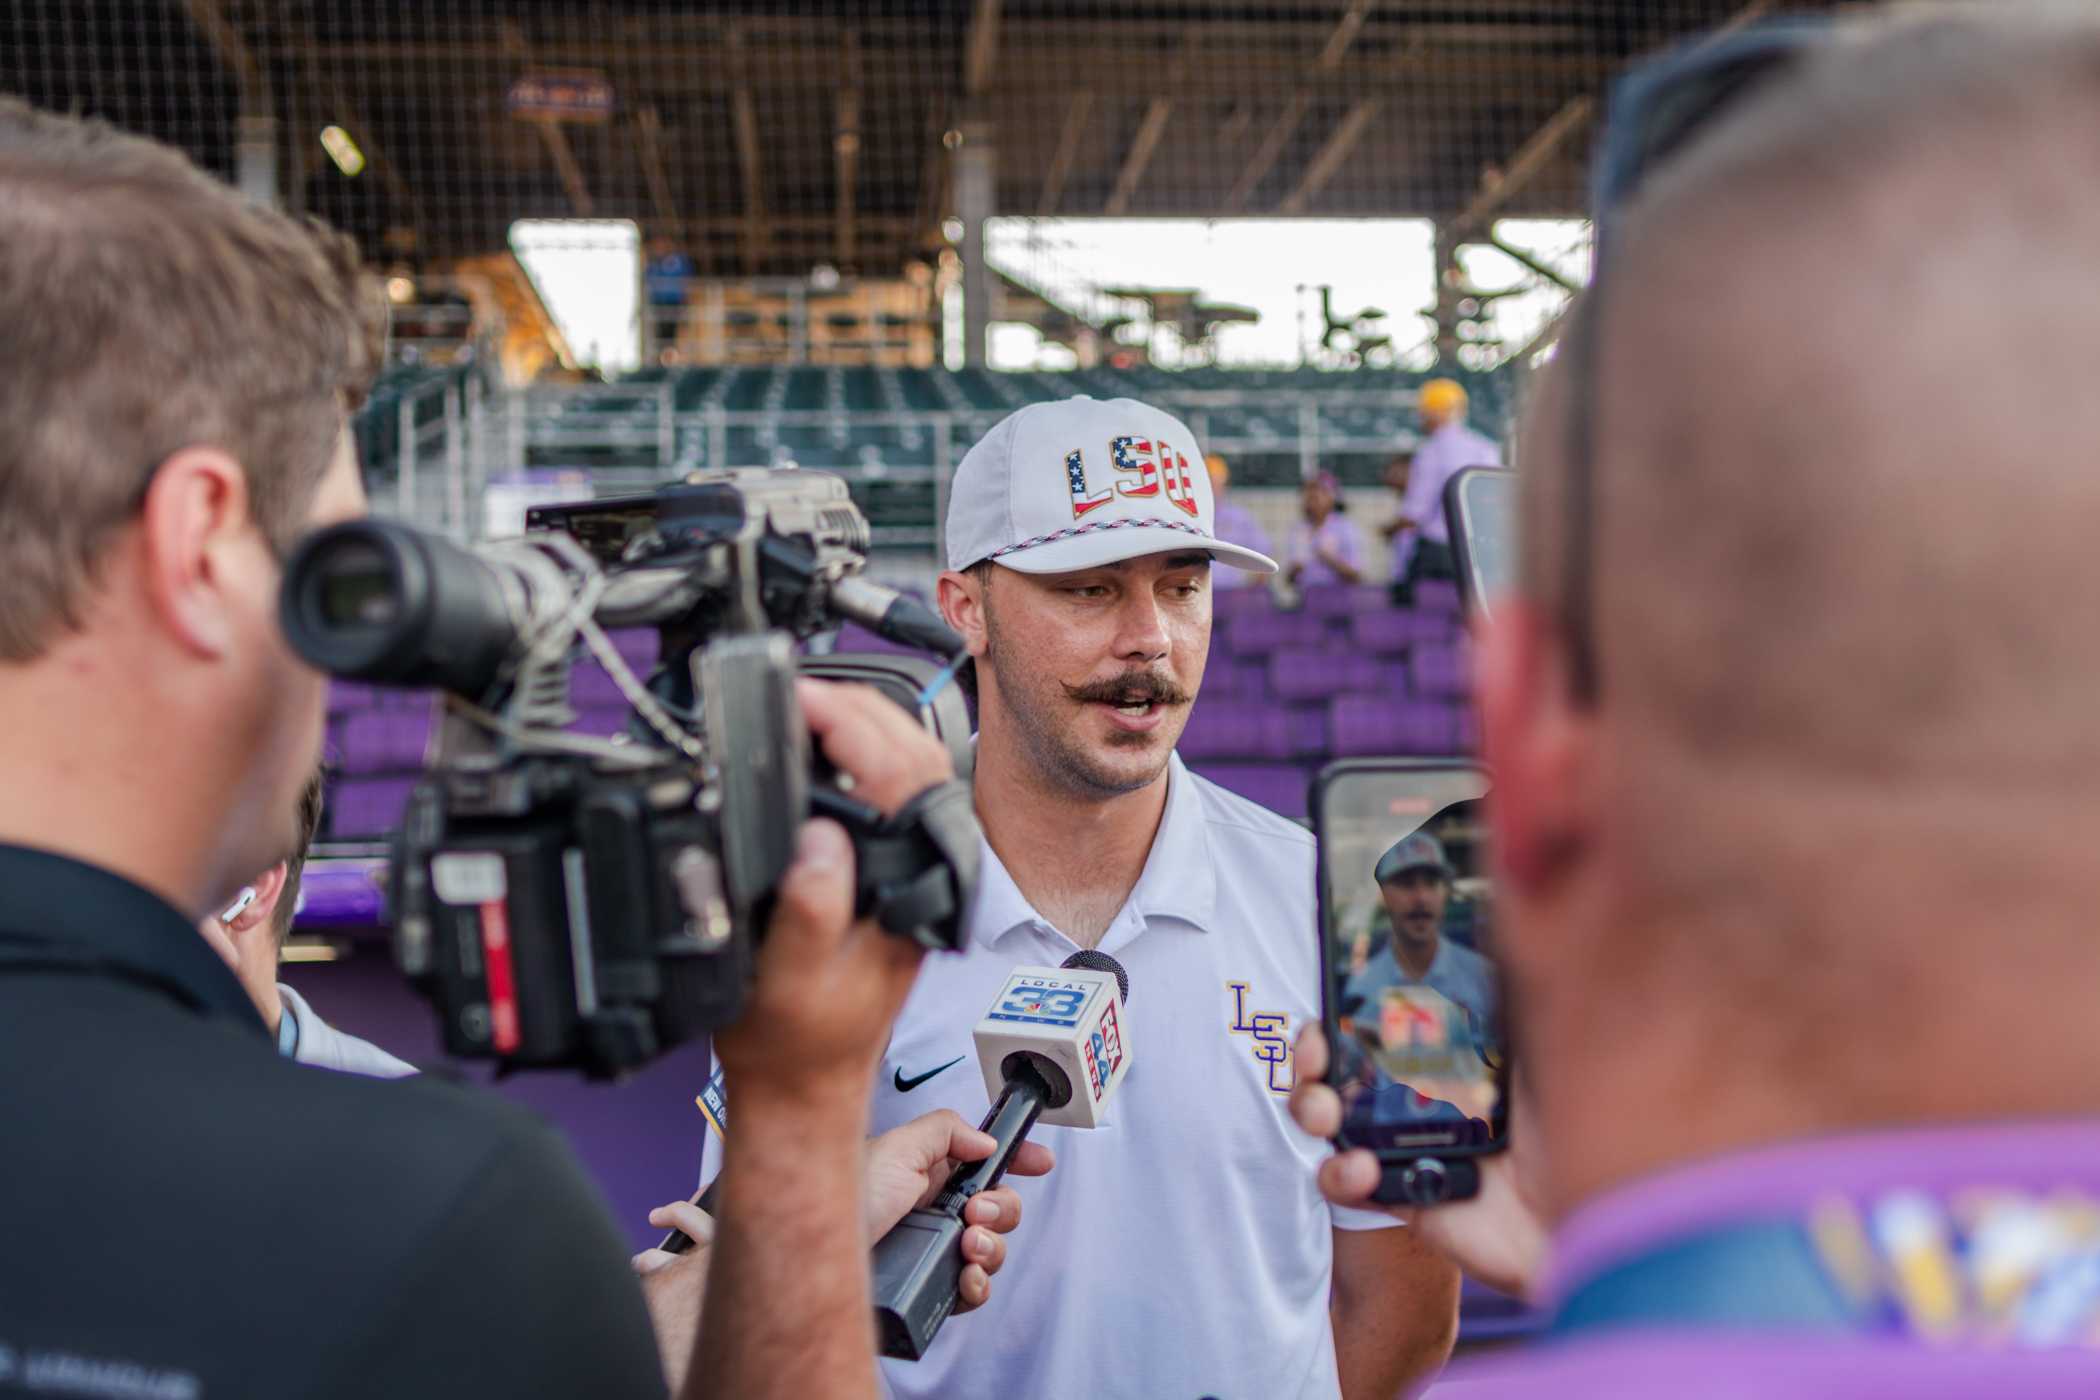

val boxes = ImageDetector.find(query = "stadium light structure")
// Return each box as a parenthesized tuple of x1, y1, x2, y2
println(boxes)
(318, 125, 364, 178)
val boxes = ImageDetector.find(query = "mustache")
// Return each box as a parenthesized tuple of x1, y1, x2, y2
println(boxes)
(1062, 670, 1193, 707)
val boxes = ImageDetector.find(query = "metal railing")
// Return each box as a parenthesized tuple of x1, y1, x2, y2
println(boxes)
(369, 377, 1427, 561)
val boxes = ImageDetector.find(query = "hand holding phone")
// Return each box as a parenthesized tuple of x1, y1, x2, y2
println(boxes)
(1311, 760, 1507, 1205)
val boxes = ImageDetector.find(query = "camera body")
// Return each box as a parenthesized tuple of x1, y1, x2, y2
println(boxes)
(283, 470, 978, 1078)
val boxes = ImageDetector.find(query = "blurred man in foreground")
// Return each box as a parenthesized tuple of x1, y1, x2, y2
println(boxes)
(1295, 9, 2100, 1394)
(0, 99, 1019, 1399)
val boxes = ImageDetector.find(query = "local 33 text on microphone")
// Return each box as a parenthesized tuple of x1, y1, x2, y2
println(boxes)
(870, 950, 1133, 1360)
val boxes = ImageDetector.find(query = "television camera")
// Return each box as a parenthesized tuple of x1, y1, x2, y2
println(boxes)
(279, 469, 979, 1077)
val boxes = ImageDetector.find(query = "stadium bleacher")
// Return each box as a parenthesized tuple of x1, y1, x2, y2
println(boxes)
(323, 580, 1471, 836)
(520, 362, 1509, 483)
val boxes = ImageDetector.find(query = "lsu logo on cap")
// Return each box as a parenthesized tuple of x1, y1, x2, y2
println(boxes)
(1064, 434, 1201, 522)
(1226, 981, 1293, 1095)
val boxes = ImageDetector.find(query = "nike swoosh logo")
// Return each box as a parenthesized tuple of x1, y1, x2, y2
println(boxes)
(893, 1056, 965, 1093)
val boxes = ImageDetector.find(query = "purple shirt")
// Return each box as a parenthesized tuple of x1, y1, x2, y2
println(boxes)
(1448, 1122, 2100, 1397)
(1284, 512, 1364, 587)
(1403, 422, 1502, 545)
(1211, 499, 1273, 589)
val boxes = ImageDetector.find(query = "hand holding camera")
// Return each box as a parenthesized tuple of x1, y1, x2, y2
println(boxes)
(713, 679, 956, 1107)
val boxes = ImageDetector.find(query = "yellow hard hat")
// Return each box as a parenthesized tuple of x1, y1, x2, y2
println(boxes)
(1206, 453, 1230, 487)
(1419, 378, 1469, 420)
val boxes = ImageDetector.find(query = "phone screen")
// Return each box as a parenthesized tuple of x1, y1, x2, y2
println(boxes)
(1318, 764, 1505, 1155)
(1446, 468, 1517, 621)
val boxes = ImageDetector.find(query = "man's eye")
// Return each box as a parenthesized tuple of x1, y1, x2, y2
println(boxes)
(1066, 585, 1110, 599)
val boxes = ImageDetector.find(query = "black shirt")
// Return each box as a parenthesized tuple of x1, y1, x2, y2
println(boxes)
(0, 844, 667, 1399)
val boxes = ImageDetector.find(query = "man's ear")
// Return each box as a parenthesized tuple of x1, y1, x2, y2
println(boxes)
(1475, 599, 1596, 904)
(936, 569, 990, 660)
(138, 446, 256, 661)
(226, 861, 292, 937)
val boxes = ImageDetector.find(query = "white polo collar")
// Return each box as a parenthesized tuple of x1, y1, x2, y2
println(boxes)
(969, 752, 1217, 949)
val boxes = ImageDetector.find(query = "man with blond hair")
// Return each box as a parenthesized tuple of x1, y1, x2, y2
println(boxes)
(1294, 9, 2100, 1395)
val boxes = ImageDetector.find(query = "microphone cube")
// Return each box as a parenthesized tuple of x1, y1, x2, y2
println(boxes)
(973, 965, 1131, 1129)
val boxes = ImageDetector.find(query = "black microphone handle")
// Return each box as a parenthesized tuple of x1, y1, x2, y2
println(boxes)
(657, 1176, 721, 1256)
(660, 1059, 1046, 1259)
(871, 1063, 1051, 1360)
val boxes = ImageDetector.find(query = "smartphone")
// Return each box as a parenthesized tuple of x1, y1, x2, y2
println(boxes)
(1445, 467, 1517, 622)
(1313, 758, 1507, 1205)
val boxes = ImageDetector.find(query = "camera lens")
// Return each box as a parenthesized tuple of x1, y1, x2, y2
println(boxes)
(280, 519, 524, 699)
(313, 540, 403, 628)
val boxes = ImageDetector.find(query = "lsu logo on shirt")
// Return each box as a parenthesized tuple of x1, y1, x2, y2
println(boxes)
(1226, 982, 1293, 1094)
(1065, 435, 1201, 520)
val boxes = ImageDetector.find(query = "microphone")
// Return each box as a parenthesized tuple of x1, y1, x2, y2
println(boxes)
(870, 950, 1133, 1360)
(828, 574, 965, 658)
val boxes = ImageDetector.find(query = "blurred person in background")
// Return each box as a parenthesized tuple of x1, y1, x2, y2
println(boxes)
(1378, 449, 1419, 598)
(1295, 9, 2100, 1394)
(1284, 469, 1366, 588)
(1392, 379, 1499, 604)
(196, 769, 414, 1077)
(1206, 452, 1273, 588)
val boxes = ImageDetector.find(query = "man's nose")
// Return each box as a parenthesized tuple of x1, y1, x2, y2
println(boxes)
(1111, 590, 1171, 661)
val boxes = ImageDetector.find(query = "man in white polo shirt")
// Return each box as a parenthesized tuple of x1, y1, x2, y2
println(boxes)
(870, 396, 1459, 1398)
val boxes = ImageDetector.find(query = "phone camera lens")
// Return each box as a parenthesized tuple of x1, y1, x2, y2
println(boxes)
(1400, 1159, 1451, 1206)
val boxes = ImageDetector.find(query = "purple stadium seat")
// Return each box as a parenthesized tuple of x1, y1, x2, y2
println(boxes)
(1285, 705, 1329, 757)
(1328, 696, 1463, 757)
(1350, 609, 1457, 655)
(831, 622, 924, 657)
(1189, 762, 1312, 818)
(1211, 585, 1276, 623)
(1269, 647, 1349, 703)
(328, 778, 415, 837)
(1199, 660, 1267, 702)
(1229, 609, 1318, 656)
(571, 705, 630, 738)
(607, 628, 659, 668)
(1457, 706, 1481, 753)
(1300, 584, 1388, 619)
(339, 709, 432, 774)
(295, 859, 389, 928)
(327, 682, 376, 715)
(1408, 641, 1470, 700)
(570, 665, 628, 708)
(1267, 649, 1403, 703)
(1180, 701, 1303, 761)
(1414, 578, 1463, 614)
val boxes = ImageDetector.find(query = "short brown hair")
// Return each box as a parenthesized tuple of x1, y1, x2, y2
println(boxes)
(271, 770, 328, 948)
(0, 99, 387, 660)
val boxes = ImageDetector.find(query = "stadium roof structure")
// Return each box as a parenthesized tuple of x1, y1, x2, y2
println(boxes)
(10, 0, 1845, 278)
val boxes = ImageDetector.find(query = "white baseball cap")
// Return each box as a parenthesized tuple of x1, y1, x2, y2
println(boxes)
(944, 396, 1280, 576)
